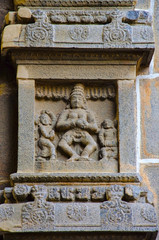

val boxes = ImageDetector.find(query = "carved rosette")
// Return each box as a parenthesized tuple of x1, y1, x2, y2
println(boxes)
(22, 201, 55, 230)
(25, 10, 53, 47)
(103, 10, 132, 47)
(13, 184, 31, 202)
(141, 207, 157, 223)
(66, 204, 88, 221)
(21, 185, 55, 230)
(69, 26, 90, 41)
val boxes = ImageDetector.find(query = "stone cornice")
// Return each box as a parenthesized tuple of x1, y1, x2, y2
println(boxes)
(14, 0, 137, 8)
(10, 173, 142, 184)
(1, 8, 154, 67)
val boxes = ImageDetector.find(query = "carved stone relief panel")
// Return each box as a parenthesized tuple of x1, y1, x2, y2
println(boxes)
(35, 83, 118, 173)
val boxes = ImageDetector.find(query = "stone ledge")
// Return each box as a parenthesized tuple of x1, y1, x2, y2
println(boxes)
(3, 232, 158, 240)
(10, 173, 142, 184)
(13, 0, 136, 8)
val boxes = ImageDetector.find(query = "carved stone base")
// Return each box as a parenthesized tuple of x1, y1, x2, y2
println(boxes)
(0, 184, 157, 237)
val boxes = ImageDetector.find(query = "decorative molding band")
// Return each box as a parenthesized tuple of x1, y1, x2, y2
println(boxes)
(10, 173, 142, 184)
(11, 50, 142, 62)
(14, 0, 136, 8)
(3, 184, 153, 204)
(35, 85, 116, 100)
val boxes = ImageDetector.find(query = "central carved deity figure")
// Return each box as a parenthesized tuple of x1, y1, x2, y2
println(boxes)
(56, 84, 98, 161)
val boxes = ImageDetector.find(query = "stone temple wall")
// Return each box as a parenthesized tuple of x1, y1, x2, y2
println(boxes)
(0, 0, 159, 239)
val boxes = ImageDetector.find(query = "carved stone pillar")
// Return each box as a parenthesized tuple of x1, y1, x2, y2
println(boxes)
(0, 0, 158, 239)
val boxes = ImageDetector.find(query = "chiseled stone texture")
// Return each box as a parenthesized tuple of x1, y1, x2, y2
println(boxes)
(154, 0, 159, 72)
(18, 80, 35, 173)
(140, 164, 159, 240)
(140, 78, 159, 158)
(118, 80, 137, 173)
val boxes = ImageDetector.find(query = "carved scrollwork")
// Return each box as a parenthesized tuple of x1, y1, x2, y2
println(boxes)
(25, 10, 53, 47)
(103, 10, 132, 47)
(101, 185, 132, 226)
(141, 208, 157, 223)
(22, 185, 55, 230)
(66, 204, 88, 221)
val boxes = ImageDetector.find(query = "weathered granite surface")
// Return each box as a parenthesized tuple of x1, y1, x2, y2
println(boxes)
(136, 0, 150, 9)
(140, 78, 159, 158)
(140, 164, 159, 240)
(118, 80, 137, 173)
(154, 0, 159, 73)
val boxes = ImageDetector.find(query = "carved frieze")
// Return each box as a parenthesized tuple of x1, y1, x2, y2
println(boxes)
(8, 9, 152, 26)
(0, 184, 157, 233)
(3, 184, 156, 204)
(50, 10, 109, 24)
(35, 85, 115, 100)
